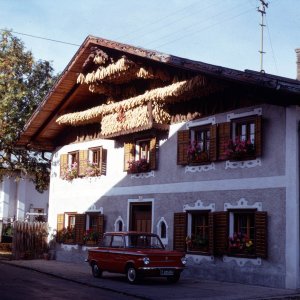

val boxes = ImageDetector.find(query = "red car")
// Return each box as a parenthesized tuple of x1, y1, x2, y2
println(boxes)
(86, 232, 187, 284)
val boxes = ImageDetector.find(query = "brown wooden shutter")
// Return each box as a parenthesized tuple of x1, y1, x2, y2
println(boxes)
(255, 116, 262, 157)
(255, 211, 267, 258)
(96, 214, 105, 243)
(99, 148, 107, 175)
(149, 137, 157, 170)
(78, 150, 88, 177)
(173, 212, 187, 251)
(74, 214, 86, 245)
(57, 214, 65, 242)
(124, 142, 135, 171)
(213, 211, 228, 256)
(218, 122, 231, 161)
(208, 213, 214, 254)
(60, 154, 68, 178)
(209, 124, 217, 161)
(177, 130, 189, 165)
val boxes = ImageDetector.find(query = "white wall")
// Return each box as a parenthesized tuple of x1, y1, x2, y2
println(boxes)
(48, 139, 126, 232)
(0, 175, 49, 222)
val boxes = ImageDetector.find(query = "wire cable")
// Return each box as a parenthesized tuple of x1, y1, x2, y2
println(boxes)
(0, 28, 80, 47)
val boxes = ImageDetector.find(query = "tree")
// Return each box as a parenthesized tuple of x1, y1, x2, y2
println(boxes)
(0, 30, 57, 192)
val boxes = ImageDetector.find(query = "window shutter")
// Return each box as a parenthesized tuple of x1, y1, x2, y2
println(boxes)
(218, 122, 231, 161)
(208, 213, 214, 254)
(149, 137, 157, 170)
(99, 148, 107, 175)
(74, 214, 86, 245)
(96, 214, 105, 243)
(255, 211, 267, 258)
(57, 214, 65, 241)
(177, 130, 189, 165)
(173, 212, 187, 251)
(212, 211, 228, 256)
(255, 116, 262, 157)
(209, 124, 217, 161)
(60, 154, 68, 178)
(78, 150, 88, 177)
(124, 142, 135, 171)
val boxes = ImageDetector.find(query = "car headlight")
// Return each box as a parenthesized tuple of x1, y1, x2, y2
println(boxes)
(143, 257, 150, 265)
(181, 256, 187, 265)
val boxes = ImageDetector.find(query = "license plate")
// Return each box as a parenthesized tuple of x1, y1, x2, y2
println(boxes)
(160, 270, 174, 276)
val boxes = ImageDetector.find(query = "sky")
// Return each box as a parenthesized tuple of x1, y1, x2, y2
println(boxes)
(0, 0, 299, 79)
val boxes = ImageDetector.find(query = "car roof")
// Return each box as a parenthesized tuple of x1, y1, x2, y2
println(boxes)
(104, 231, 157, 236)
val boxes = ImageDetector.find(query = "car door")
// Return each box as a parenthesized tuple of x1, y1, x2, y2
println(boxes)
(109, 235, 126, 273)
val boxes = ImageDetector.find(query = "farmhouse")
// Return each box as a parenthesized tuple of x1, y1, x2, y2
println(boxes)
(17, 36, 300, 289)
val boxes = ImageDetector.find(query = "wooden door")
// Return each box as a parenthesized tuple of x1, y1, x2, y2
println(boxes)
(130, 203, 152, 233)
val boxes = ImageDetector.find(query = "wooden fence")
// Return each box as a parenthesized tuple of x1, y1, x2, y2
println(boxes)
(12, 221, 48, 260)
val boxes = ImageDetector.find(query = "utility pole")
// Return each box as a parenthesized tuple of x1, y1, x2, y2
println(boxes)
(257, 0, 268, 72)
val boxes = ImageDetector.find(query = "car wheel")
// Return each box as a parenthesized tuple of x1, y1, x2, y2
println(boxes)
(126, 266, 139, 284)
(91, 263, 102, 278)
(167, 273, 180, 283)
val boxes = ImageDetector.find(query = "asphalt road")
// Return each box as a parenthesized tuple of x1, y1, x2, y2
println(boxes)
(0, 263, 141, 300)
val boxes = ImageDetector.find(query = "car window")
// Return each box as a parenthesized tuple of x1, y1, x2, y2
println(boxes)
(125, 234, 164, 249)
(101, 235, 112, 247)
(111, 235, 124, 248)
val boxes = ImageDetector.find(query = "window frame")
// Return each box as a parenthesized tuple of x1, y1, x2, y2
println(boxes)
(187, 210, 210, 254)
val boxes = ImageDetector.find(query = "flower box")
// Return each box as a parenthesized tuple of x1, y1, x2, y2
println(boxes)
(225, 139, 255, 161)
(127, 159, 150, 174)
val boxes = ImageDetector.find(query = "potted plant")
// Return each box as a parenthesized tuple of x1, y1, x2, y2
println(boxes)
(62, 162, 78, 181)
(187, 141, 209, 164)
(127, 159, 150, 174)
(85, 162, 101, 177)
(83, 229, 99, 245)
(225, 138, 255, 160)
(228, 232, 254, 256)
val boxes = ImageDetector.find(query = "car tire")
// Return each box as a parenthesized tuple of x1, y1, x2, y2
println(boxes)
(167, 273, 180, 283)
(126, 266, 139, 284)
(92, 263, 102, 278)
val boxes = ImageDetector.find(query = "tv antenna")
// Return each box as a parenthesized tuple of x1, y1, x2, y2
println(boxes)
(257, 0, 268, 72)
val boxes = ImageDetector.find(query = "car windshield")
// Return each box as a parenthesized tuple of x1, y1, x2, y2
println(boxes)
(125, 234, 164, 249)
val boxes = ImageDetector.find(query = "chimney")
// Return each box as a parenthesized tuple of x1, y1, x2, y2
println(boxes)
(296, 49, 300, 80)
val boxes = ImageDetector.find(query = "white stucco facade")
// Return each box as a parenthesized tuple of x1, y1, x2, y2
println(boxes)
(0, 175, 49, 223)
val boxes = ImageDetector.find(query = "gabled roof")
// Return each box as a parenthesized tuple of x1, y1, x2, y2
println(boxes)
(16, 35, 300, 151)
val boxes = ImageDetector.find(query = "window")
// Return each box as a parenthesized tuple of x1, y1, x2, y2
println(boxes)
(188, 126, 211, 163)
(174, 208, 267, 258)
(220, 112, 262, 161)
(89, 214, 98, 232)
(177, 124, 216, 165)
(117, 220, 123, 232)
(136, 139, 150, 161)
(69, 151, 79, 166)
(160, 222, 166, 239)
(228, 210, 256, 256)
(60, 147, 107, 179)
(68, 214, 76, 229)
(124, 137, 157, 173)
(111, 235, 124, 248)
(86, 147, 107, 177)
(59, 151, 79, 180)
(186, 211, 209, 253)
